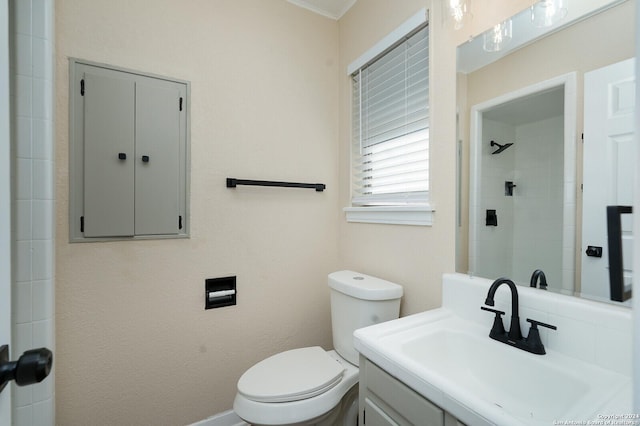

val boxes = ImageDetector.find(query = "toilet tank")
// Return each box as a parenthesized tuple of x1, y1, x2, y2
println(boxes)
(328, 270, 403, 366)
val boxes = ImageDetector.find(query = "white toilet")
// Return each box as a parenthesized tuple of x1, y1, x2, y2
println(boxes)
(233, 270, 403, 426)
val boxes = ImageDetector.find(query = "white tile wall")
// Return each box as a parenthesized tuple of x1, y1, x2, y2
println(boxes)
(475, 119, 516, 278)
(474, 113, 574, 291)
(10, 0, 55, 425)
(512, 116, 564, 285)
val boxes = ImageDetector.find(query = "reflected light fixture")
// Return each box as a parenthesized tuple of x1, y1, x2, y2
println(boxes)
(483, 19, 512, 52)
(447, 0, 470, 30)
(531, 0, 568, 28)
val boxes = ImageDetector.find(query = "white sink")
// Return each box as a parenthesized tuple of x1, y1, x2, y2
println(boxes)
(354, 309, 630, 426)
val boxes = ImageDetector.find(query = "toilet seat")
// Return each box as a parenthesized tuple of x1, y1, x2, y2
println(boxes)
(234, 350, 359, 426)
(237, 346, 345, 403)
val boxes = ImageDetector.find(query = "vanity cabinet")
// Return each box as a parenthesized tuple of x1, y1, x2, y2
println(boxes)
(69, 59, 190, 241)
(359, 357, 465, 426)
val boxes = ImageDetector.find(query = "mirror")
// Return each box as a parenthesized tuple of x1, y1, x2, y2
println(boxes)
(456, 0, 635, 304)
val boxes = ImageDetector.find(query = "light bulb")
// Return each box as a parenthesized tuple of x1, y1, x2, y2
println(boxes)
(531, 0, 568, 28)
(448, 0, 469, 30)
(483, 19, 513, 52)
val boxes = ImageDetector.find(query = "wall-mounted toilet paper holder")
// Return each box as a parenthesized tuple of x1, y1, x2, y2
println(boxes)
(205, 276, 237, 309)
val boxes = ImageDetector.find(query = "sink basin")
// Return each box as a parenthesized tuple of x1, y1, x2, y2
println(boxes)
(355, 309, 630, 425)
(401, 326, 620, 423)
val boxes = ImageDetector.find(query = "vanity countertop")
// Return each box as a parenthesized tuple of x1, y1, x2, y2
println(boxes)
(353, 273, 633, 426)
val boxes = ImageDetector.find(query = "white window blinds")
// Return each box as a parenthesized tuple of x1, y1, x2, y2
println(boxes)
(351, 25, 429, 207)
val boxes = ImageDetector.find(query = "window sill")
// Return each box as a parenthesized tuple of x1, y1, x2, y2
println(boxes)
(343, 205, 434, 226)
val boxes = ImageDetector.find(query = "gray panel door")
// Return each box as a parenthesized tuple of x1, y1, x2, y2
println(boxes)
(134, 81, 180, 235)
(83, 72, 135, 237)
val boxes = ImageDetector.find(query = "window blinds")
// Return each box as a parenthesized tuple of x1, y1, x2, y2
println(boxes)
(351, 25, 429, 206)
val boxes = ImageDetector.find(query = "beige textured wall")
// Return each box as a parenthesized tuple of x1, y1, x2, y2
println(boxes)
(53, 0, 566, 424)
(337, 0, 454, 317)
(55, 1, 338, 424)
(336, 0, 534, 316)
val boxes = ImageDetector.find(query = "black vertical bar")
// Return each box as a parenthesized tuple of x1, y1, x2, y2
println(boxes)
(607, 205, 632, 302)
(80, 79, 85, 96)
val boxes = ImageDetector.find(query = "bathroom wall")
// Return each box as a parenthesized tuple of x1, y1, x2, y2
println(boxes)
(337, 0, 452, 317)
(54, 1, 339, 424)
(336, 0, 534, 316)
(51, 0, 560, 424)
(9, 0, 56, 424)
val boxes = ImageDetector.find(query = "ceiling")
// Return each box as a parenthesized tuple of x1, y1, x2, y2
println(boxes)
(483, 86, 565, 127)
(287, 0, 357, 19)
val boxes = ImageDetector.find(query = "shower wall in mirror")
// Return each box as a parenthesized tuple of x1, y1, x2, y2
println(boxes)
(456, 0, 635, 302)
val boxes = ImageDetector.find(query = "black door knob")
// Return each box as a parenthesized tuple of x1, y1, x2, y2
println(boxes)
(0, 345, 53, 393)
(585, 245, 603, 257)
(118, 152, 127, 160)
(141, 155, 150, 163)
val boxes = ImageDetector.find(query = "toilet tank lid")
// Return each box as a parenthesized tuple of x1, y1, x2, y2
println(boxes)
(328, 270, 403, 300)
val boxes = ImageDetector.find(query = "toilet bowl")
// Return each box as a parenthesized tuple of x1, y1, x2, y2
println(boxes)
(234, 349, 358, 425)
(233, 271, 403, 426)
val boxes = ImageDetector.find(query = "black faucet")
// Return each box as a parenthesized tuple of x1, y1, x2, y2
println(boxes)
(484, 278, 522, 341)
(481, 277, 557, 355)
(530, 269, 548, 290)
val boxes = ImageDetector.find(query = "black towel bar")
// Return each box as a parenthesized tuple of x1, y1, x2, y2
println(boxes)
(226, 178, 325, 192)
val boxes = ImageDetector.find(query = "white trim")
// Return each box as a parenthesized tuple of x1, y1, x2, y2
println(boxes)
(346, 7, 427, 75)
(287, 0, 357, 20)
(188, 410, 248, 426)
(344, 205, 434, 226)
(633, 3, 640, 412)
(0, 0, 11, 422)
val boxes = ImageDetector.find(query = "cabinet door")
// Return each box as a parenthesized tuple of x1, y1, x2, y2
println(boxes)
(83, 71, 135, 237)
(134, 81, 181, 235)
(364, 399, 401, 426)
(70, 59, 189, 241)
(364, 360, 443, 426)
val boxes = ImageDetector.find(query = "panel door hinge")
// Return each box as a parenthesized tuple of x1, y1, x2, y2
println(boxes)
(581, 133, 584, 142)
(363, 409, 365, 424)
(80, 79, 85, 96)
(178, 215, 183, 230)
(80, 216, 85, 232)
(179, 97, 183, 111)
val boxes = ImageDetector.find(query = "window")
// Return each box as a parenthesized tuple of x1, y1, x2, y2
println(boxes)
(345, 13, 432, 226)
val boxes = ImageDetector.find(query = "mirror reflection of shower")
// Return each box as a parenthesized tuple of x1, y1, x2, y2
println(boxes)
(470, 84, 572, 293)
(490, 140, 514, 154)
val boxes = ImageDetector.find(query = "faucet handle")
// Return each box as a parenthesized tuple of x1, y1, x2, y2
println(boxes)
(526, 318, 557, 330)
(525, 318, 557, 355)
(481, 306, 506, 339)
(480, 306, 505, 315)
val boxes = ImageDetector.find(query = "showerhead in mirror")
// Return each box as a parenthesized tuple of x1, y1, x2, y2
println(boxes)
(490, 140, 514, 154)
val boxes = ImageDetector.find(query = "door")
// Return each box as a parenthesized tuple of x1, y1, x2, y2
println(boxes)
(581, 58, 635, 301)
(134, 81, 181, 235)
(1, 0, 11, 422)
(83, 71, 136, 237)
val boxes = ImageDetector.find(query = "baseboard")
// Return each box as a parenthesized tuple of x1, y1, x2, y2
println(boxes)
(188, 409, 248, 426)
